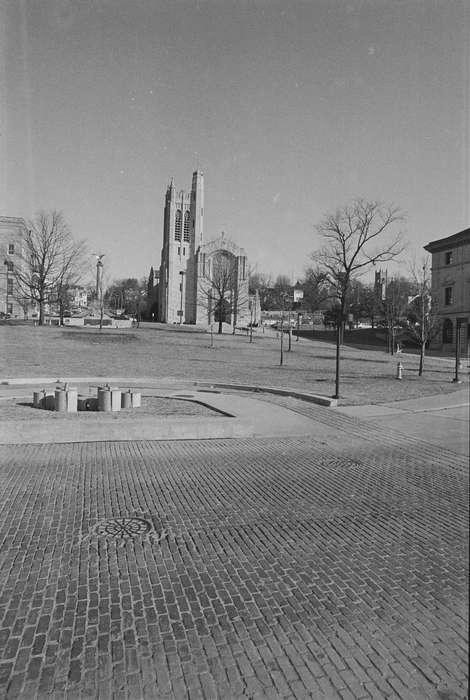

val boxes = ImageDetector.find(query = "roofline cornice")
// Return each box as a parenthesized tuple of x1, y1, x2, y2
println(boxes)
(424, 228, 470, 252)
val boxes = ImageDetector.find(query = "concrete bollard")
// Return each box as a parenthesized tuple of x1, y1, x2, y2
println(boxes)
(131, 392, 141, 408)
(55, 388, 67, 412)
(396, 361, 403, 380)
(121, 390, 132, 409)
(66, 387, 78, 413)
(44, 393, 55, 410)
(97, 386, 112, 412)
(110, 388, 121, 412)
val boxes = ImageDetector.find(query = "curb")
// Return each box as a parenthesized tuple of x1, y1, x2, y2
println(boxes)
(193, 381, 337, 407)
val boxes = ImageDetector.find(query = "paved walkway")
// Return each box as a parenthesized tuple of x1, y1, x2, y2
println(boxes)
(335, 387, 469, 457)
(0, 380, 467, 699)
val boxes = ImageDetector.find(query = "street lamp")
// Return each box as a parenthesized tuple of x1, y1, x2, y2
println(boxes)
(179, 270, 185, 324)
(136, 289, 145, 328)
(92, 254, 105, 329)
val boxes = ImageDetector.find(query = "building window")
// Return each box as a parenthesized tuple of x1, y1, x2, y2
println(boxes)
(6, 261, 13, 272)
(7, 303, 13, 314)
(174, 210, 182, 241)
(182, 247, 185, 256)
(8, 243, 14, 254)
(444, 287, 454, 306)
(183, 211, 190, 242)
(7, 279, 13, 295)
(442, 319, 453, 344)
(445, 251, 453, 265)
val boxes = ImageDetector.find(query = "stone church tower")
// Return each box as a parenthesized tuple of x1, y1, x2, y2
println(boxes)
(158, 170, 204, 324)
(158, 170, 250, 327)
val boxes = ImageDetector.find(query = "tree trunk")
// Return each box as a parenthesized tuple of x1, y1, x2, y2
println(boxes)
(419, 343, 425, 376)
(39, 301, 45, 326)
(218, 320, 223, 334)
(59, 297, 64, 326)
(334, 320, 341, 399)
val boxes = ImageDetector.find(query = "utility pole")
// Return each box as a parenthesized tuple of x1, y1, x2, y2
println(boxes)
(333, 317, 341, 399)
(279, 314, 284, 366)
(92, 254, 105, 330)
(453, 319, 462, 383)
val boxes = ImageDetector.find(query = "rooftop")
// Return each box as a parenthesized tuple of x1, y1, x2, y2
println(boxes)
(424, 227, 470, 252)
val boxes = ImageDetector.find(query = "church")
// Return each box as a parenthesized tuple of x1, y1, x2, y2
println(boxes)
(158, 170, 253, 327)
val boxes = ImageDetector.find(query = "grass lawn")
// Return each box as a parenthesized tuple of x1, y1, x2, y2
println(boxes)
(0, 322, 466, 405)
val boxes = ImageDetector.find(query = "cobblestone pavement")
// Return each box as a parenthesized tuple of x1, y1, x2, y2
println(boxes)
(0, 402, 467, 699)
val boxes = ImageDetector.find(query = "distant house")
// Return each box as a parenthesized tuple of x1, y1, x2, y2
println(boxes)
(293, 281, 304, 305)
(424, 228, 470, 354)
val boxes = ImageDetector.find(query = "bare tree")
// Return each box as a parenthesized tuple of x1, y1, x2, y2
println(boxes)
(407, 257, 441, 376)
(13, 211, 86, 325)
(248, 270, 272, 299)
(198, 251, 238, 334)
(303, 266, 330, 312)
(380, 275, 414, 354)
(313, 199, 405, 398)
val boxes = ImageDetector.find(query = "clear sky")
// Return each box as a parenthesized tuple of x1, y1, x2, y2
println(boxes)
(2, 0, 469, 286)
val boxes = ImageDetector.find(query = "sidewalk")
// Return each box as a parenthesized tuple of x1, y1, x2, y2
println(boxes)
(335, 386, 469, 456)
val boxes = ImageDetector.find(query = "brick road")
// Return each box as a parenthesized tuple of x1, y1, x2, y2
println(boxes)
(0, 400, 467, 699)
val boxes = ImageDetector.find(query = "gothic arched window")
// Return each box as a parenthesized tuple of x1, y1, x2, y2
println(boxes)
(442, 319, 453, 344)
(183, 211, 190, 242)
(174, 210, 182, 241)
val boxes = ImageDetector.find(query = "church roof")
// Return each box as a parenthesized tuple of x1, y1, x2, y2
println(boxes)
(199, 233, 246, 257)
